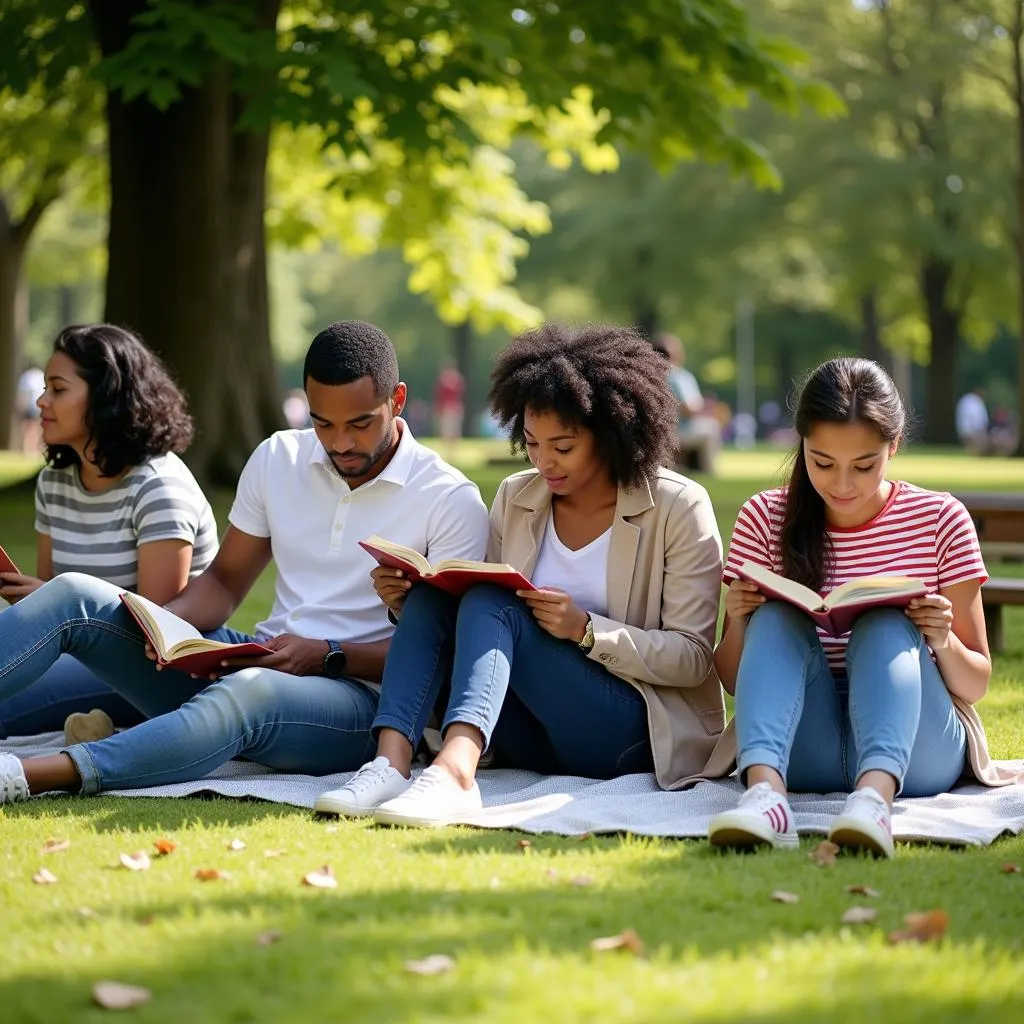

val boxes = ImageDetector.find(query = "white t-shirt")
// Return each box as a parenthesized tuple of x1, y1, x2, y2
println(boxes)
(531, 513, 610, 617)
(955, 392, 988, 438)
(228, 421, 489, 644)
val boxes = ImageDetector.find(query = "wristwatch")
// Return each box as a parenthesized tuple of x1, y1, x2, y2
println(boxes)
(578, 615, 595, 651)
(322, 640, 349, 679)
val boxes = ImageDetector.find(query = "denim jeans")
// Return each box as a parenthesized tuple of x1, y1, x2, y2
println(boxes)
(0, 655, 144, 739)
(735, 602, 967, 797)
(0, 573, 379, 793)
(373, 583, 654, 778)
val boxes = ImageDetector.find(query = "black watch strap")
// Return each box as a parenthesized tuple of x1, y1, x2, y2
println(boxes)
(322, 639, 348, 679)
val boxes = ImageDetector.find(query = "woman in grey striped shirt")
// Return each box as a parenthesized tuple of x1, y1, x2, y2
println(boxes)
(0, 324, 218, 739)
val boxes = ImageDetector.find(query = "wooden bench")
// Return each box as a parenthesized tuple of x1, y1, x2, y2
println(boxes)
(955, 492, 1024, 652)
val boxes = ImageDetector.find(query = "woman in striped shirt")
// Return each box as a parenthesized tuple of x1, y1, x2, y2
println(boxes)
(0, 324, 217, 740)
(707, 357, 995, 858)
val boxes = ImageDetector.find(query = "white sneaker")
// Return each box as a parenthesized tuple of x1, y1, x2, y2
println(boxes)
(0, 753, 29, 805)
(828, 786, 894, 859)
(373, 765, 482, 828)
(314, 756, 411, 817)
(708, 781, 799, 850)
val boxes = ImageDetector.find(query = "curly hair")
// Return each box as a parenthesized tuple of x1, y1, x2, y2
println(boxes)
(487, 322, 678, 488)
(303, 321, 399, 396)
(46, 324, 194, 477)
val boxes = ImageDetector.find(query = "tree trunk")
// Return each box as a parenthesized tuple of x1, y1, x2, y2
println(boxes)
(89, 0, 283, 487)
(451, 321, 479, 438)
(0, 200, 37, 451)
(920, 257, 960, 445)
(859, 289, 890, 371)
(630, 246, 658, 339)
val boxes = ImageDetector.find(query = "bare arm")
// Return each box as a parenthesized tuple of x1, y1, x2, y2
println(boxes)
(165, 525, 272, 631)
(136, 539, 194, 605)
(712, 580, 766, 696)
(908, 579, 991, 705)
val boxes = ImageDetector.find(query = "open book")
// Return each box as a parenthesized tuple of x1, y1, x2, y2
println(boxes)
(737, 561, 927, 637)
(359, 536, 537, 598)
(0, 544, 21, 576)
(120, 592, 272, 675)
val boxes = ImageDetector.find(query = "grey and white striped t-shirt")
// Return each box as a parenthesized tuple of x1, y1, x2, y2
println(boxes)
(34, 453, 218, 590)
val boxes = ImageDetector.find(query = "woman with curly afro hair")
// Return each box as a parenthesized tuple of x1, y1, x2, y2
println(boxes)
(0, 324, 218, 741)
(315, 322, 725, 825)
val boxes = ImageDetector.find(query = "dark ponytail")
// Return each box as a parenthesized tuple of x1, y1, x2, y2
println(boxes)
(780, 358, 906, 590)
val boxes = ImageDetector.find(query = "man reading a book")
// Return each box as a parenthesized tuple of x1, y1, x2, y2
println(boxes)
(0, 321, 489, 805)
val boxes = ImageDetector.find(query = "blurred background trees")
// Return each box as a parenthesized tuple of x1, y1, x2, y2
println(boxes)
(2, 1, 1022, 477)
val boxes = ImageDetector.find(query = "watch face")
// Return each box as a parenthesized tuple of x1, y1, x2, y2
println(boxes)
(324, 650, 347, 678)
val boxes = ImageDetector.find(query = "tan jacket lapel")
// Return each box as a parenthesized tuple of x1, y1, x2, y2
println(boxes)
(606, 480, 655, 623)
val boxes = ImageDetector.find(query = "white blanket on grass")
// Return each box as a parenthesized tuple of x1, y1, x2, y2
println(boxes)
(8, 732, 1024, 846)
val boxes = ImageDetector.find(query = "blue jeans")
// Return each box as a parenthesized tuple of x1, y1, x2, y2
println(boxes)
(0, 655, 144, 739)
(0, 573, 379, 793)
(373, 584, 654, 778)
(735, 603, 967, 797)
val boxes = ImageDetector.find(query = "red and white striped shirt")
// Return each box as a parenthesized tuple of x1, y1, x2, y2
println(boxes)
(723, 481, 987, 673)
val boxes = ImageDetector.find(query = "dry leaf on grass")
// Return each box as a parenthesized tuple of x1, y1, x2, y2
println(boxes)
(808, 841, 840, 867)
(576, 832, 594, 841)
(256, 930, 283, 947)
(118, 851, 151, 872)
(845, 884, 880, 897)
(405, 954, 455, 976)
(888, 909, 949, 945)
(42, 837, 71, 854)
(571, 875, 596, 888)
(1001, 863, 1021, 874)
(516, 839, 532, 851)
(78, 907, 100, 920)
(841, 906, 878, 925)
(227, 838, 246, 851)
(589, 928, 646, 956)
(137, 915, 156, 927)
(264, 849, 285, 859)
(770, 890, 800, 904)
(193, 868, 231, 882)
(153, 838, 176, 857)
(32, 867, 58, 885)
(302, 864, 337, 889)
(92, 981, 152, 1010)
(545, 868, 559, 880)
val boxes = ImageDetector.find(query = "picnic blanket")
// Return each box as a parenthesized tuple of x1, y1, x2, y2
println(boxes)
(8, 732, 1024, 846)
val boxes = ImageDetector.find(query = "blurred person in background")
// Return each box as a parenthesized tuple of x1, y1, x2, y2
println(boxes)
(14, 363, 46, 455)
(955, 387, 989, 455)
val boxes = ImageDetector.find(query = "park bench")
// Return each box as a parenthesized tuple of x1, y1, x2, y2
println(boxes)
(955, 492, 1024, 653)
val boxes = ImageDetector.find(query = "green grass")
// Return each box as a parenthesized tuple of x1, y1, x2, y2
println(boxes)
(2, 446, 1024, 1023)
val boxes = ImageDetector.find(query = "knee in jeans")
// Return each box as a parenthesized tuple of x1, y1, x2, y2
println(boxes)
(459, 583, 522, 619)
(404, 583, 454, 616)
(202, 669, 279, 719)
(38, 572, 119, 608)
(747, 600, 815, 638)
(847, 607, 919, 654)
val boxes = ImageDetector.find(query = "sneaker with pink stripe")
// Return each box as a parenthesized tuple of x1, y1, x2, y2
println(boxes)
(708, 781, 799, 851)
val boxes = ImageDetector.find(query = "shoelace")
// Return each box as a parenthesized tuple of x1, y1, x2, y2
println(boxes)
(345, 762, 392, 795)
(405, 767, 450, 796)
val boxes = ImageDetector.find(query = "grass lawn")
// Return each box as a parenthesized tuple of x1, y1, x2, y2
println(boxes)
(2, 445, 1023, 1023)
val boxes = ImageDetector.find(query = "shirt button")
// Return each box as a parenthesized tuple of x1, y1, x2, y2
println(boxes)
(342, 496, 350, 505)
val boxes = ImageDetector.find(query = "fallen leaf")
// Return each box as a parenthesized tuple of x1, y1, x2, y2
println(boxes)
(137, 915, 156, 927)
(78, 907, 100, 920)
(193, 868, 231, 882)
(324, 825, 338, 834)
(1001, 863, 1021, 874)
(845, 884, 880, 897)
(888, 909, 949, 945)
(589, 928, 646, 956)
(545, 868, 559, 880)
(118, 851, 151, 872)
(808, 841, 840, 867)
(92, 981, 152, 1010)
(405, 954, 455, 976)
(770, 890, 800, 904)
(841, 906, 878, 924)
(153, 838, 176, 856)
(227, 838, 246, 851)
(570, 875, 596, 888)
(576, 832, 594, 841)
(256, 930, 283, 947)
(42, 837, 71, 854)
(302, 864, 337, 889)
(263, 849, 285, 859)
(516, 839, 532, 851)
(32, 867, 58, 885)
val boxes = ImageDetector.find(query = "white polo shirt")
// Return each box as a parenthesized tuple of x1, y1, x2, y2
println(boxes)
(228, 421, 489, 644)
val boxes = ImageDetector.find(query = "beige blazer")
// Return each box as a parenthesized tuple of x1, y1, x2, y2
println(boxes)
(488, 468, 725, 788)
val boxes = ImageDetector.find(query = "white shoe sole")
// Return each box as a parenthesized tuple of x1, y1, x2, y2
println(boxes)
(313, 794, 376, 818)
(709, 814, 799, 851)
(373, 802, 479, 829)
(828, 818, 894, 859)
